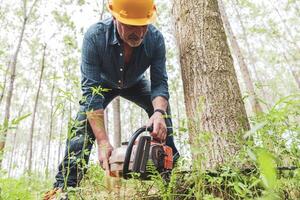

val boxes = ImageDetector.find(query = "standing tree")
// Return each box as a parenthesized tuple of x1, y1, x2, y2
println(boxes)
(0, 0, 39, 166)
(112, 97, 121, 148)
(218, 0, 263, 114)
(46, 70, 56, 177)
(27, 44, 46, 173)
(172, 0, 250, 168)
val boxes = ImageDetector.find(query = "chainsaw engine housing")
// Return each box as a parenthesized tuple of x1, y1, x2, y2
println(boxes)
(109, 127, 173, 179)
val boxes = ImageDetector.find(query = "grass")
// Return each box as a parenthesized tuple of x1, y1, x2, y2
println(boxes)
(0, 94, 299, 199)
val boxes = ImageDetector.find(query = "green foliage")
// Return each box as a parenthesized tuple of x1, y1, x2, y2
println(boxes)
(52, 11, 75, 29)
(63, 35, 78, 49)
(77, 0, 85, 6)
(0, 113, 31, 138)
(1, 94, 299, 199)
(0, 174, 52, 200)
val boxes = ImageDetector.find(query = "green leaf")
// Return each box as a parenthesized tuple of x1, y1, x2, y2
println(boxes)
(255, 148, 277, 190)
(11, 113, 31, 125)
(243, 122, 266, 139)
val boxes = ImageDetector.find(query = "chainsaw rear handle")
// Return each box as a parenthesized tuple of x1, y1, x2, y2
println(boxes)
(123, 126, 153, 179)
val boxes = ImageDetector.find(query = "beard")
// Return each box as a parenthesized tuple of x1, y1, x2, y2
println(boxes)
(126, 39, 143, 47)
(126, 33, 143, 47)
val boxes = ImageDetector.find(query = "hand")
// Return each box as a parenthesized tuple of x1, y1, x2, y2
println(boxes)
(146, 111, 167, 142)
(97, 139, 113, 171)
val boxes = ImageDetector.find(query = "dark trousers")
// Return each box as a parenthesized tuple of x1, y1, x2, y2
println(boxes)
(54, 78, 179, 188)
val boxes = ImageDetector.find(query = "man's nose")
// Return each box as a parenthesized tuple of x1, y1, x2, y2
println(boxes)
(133, 26, 147, 36)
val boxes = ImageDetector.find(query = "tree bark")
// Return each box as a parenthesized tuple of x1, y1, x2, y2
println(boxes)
(46, 71, 56, 178)
(27, 44, 46, 173)
(112, 97, 121, 148)
(172, 0, 250, 168)
(218, 0, 263, 114)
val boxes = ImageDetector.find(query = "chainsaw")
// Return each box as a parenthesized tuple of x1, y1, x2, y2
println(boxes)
(108, 126, 173, 180)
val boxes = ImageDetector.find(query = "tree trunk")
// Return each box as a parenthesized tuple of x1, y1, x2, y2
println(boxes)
(8, 86, 29, 177)
(283, 54, 300, 90)
(46, 71, 56, 178)
(57, 106, 65, 166)
(231, 0, 270, 104)
(173, 82, 183, 149)
(99, 0, 105, 20)
(112, 97, 121, 148)
(27, 44, 46, 173)
(0, 0, 39, 167)
(272, 4, 300, 52)
(0, 64, 9, 105)
(172, 0, 250, 168)
(231, 0, 259, 81)
(104, 108, 109, 133)
(218, 0, 263, 114)
(0, 18, 27, 166)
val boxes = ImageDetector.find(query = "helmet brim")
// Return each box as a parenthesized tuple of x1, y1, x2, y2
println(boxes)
(108, 7, 156, 26)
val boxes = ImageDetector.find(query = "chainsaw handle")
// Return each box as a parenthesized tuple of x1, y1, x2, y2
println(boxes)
(123, 126, 152, 179)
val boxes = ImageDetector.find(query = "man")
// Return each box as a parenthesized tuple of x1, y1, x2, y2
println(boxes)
(44, 0, 179, 198)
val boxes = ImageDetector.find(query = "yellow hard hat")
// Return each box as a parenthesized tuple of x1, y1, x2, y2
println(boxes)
(107, 0, 157, 26)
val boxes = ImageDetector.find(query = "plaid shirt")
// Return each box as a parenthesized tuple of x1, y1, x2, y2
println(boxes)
(80, 17, 169, 111)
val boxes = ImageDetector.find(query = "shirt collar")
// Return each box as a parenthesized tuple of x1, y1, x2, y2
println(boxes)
(109, 20, 121, 45)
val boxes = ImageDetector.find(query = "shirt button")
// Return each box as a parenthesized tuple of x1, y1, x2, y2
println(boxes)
(120, 53, 123, 56)
(118, 80, 121, 83)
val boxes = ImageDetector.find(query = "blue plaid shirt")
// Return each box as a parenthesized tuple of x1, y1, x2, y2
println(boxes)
(80, 17, 169, 111)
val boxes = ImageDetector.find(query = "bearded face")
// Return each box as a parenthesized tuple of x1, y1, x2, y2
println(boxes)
(115, 20, 148, 47)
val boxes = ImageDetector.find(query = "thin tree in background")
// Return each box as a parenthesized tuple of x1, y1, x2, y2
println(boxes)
(230, 0, 271, 103)
(0, 0, 39, 166)
(8, 86, 29, 177)
(112, 97, 121, 148)
(0, 64, 9, 105)
(57, 105, 65, 167)
(283, 55, 300, 89)
(27, 44, 46, 173)
(46, 71, 56, 178)
(104, 108, 109, 133)
(173, 0, 250, 168)
(271, 3, 300, 89)
(218, 0, 263, 114)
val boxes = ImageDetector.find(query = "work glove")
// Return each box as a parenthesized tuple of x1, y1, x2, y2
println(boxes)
(146, 111, 167, 142)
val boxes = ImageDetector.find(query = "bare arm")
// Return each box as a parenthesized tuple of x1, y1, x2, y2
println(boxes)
(87, 109, 112, 170)
(86, 109, 107, 143)
(152, 96, 168, 111)
(147, 96, 168, 141)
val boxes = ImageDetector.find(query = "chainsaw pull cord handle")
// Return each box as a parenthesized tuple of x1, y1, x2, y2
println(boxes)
(123, 125, 153, 179)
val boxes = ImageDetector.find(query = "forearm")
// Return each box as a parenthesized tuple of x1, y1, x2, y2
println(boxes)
(86, 109, 108, 144)
(152, 96, 168, 112)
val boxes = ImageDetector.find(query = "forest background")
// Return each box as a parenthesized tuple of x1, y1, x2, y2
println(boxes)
(0, 0, 299, 199)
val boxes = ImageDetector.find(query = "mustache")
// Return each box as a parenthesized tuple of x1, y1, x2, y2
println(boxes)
(128, 33, 142, 41)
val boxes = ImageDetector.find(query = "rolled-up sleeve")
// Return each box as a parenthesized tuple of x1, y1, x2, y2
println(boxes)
(80, 30, 104, 111)
(150, 33, 169, 101)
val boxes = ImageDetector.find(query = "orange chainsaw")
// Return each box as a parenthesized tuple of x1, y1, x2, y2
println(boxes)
(109, 126, 173, 180)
